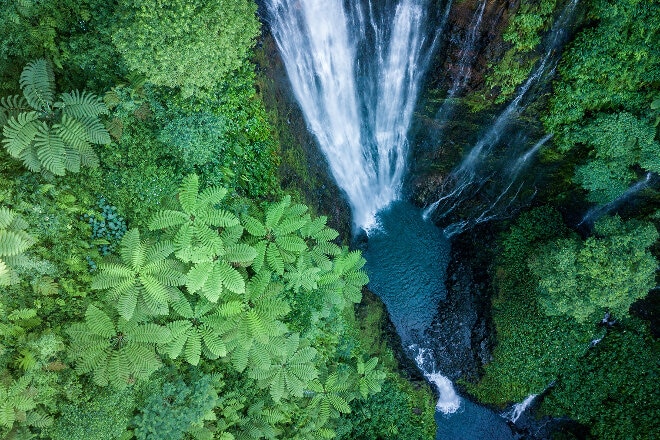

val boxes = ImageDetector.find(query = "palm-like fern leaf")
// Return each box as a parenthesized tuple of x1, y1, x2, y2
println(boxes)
(0, 95, 29, 127)
(149, 174, 238, 262)
(19, 58, 55, 112)
(34, 124, 66, 175)
(2, 111, 40, 158)
(57, 90, 108, 119)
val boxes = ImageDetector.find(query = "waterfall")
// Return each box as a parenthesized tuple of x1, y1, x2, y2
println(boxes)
(579, 172, 654, 227)
(412, 345, 461, 414)
(502, 394, 538, 424)
(264, 0, 437, 231)
(425, 0, 580, 234)
(434, 0, 486, 129)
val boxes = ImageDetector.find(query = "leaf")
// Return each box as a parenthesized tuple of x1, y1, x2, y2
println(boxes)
(217, 261, 245, 294)
(131, 323, 172, 344)
(327, 394, 351, 414)
(179, 174, 200, 214)
(242, 215, 266, 237)
(0, 230, 33, 257)
(2, 111, 39, 158)
(34, 124, 66, 175)
(224, 243, 257, 264)
(266, 242, 284, 275)
(185, 330, 202, 365)
(20, 58, 55, 111)
(148, 209, 189, 230)
(85, 305, 116, 338)
(58, 90, 108, 118)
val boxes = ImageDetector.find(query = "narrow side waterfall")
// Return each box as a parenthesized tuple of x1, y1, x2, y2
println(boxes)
(502, 394, 538, 424)
(425, 0, 580, 234)
(579, 172, 655, 227)
(434, 0, 486, 129)
(264, 0, 436, 231)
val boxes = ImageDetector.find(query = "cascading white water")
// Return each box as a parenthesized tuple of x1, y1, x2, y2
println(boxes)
(264, 0, 435, 231)
(412, 345, 461, 414)
(434, 0, 486, 128)
(579, 172, 654, 226)
(502, 394, 538, 424)
(424, 0, 580, 232)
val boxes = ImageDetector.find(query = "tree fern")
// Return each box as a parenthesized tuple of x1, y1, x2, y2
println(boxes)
(91, 229, 185, 320)
(248, 333, 318, 402)
(218, 269, 290, 372)
(0, 375, 37, 430)
(307, 372, 352, 427)
(1, 59, 109, 175)
(67, 305, 172, 388)
(159, 293, 231, 365)
(243, 196, 311, 275)
(355, 357, 385, 398)
(149, 174, 240, 262)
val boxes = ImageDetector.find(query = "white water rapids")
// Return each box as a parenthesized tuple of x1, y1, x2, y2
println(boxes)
(264, 0, 434, 231)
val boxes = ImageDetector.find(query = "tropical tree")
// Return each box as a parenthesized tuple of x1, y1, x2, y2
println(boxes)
(111, 0, 260, 96)
(67, 305, 172, 388)
(530, 216, 658, 322)
(1, 58, 110, 175)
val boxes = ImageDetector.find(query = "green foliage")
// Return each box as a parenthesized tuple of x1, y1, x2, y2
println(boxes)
(530, 216, 658, 323)
(50, 388, 134, 440)
(544, 0, 660, 132)
(0, 374, 37, 431)
(91, 229, 185, 320)
(0, 206, 34, 285)
(160, 294, 228, 365)
(111, 0, 260, 97)
(337, 379, 436, 440)
(134, 375, 219, 440)
(248, 333, 318, 403)
(466, 208, 595, 404)
(567, 112, 660, 203)
(67, 304, 172, 388)
(1, 59, 110, 175)
(485, 0, 558, 103)
(541, 321, 660, 440)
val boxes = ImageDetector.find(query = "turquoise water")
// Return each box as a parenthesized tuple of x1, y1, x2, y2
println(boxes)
(363, 201, 517, 439)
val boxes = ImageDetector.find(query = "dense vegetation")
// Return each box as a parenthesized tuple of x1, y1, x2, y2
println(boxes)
(0, 1, 436, 438)
(465, 0, 660, 438)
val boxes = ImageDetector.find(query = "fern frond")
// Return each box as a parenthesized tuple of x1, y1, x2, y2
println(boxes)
(224, 244, 257, 264)
(217, 261, 245, 294)
(85, 305, 116, 338)
(0, 230, 34, 257)
(119, 229, 145, 270)
(34, 125, 66, 175)
(130, 322, 172, 344)
(77, 115, 111, 145)
(242, 215, 266, 237)
(178, 174, 200, 213)
(148, 209, 189, 230)
(2, 111, 39, 158)
(0, 95, 29, 127)
(20, 59, 55, 111)
(266, 243, 284, 275)
(275, 235, 307, 254)
(199, 209, 239, 228)
(185, 330, 202, 365)
(274, 217, 308, 236)
(58, 90, 108, 118)
(198, 185, 228, 207)
(265, 196, 289, 229)
(57, 114, 90, 151)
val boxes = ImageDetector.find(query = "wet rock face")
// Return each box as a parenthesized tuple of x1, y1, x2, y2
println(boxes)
(254, 30, 352, 239)
(423, 225, 495, 384)
(428, 0, 514, 96)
